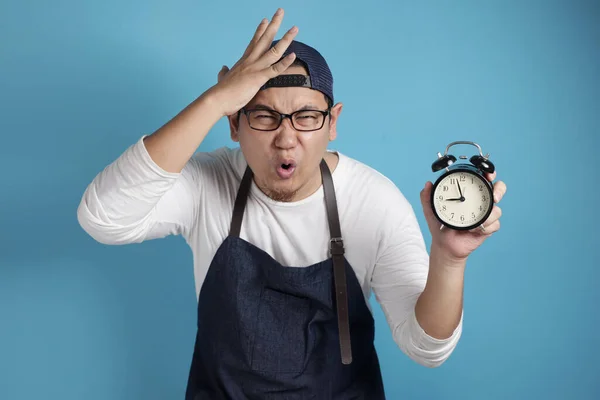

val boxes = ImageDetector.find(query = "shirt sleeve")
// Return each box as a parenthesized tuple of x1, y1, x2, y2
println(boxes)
(370, 198, 463, 368)
(77, 135, 203, 245)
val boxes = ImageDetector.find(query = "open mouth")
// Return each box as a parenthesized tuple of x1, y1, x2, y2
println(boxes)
(276, 162, 296, 179)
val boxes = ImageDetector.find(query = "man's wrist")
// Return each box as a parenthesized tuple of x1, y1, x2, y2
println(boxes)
(430, 243, 468, 271)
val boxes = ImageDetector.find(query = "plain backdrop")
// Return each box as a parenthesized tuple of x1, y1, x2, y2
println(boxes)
(1, 0, 598, 399)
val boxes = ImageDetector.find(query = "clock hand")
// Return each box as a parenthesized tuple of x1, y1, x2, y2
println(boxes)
(445, 197, 462, 201)
(456, 180, 465, 202)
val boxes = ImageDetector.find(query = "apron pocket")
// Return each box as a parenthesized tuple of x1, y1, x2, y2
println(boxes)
(251, 287, 312, 373)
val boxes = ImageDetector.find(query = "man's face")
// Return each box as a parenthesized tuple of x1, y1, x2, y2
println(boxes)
(228, 65, 343, 202)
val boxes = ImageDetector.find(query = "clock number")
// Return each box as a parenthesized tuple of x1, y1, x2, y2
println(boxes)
(443, 185, 449, 191)
(460, 215, 465, 221)
(471, 212, 476, 219)
(451, 213, 455, 219)
(438, 195, 444, 200)
(479, 185, 483, 191)
(442, 205, 447, 211)
(450, 178, 456, 184)
(479, 205, 483, 211)
(460, 174, 466, 182)
(482, 195, 487, 202)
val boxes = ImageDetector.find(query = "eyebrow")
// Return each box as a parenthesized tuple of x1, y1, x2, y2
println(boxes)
(251, 103, 325, 112)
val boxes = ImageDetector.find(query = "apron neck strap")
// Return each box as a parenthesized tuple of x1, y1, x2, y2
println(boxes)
(229, 166, 254, 238)
(320, 159, 342, 247)
(229, 159, 342, 239)
(320, 159, 353, 365)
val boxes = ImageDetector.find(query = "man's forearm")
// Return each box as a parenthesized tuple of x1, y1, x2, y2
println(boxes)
(143, 88, 225, 174)
(414, 245, 466, 340)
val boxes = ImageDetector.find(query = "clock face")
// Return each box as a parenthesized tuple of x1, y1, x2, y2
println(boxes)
(432, 170, 493, 229)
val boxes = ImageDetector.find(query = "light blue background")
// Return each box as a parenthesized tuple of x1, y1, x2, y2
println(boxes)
(1, 0, 598, 399)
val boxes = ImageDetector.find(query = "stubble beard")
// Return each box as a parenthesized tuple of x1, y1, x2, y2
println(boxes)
(265, 188, 299, 202)
(261, 180, 300, 202)
(256, 164, 321, 203)
(255, 172, 302, 203)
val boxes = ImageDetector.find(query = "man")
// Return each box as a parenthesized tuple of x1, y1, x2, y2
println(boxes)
(77, 8, 506, 399)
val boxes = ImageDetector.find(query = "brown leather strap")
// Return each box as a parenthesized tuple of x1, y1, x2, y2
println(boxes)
(229, 166, 254, 237)
(320, 159, 352, 365)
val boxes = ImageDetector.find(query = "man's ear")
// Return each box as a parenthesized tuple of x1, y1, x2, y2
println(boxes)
(228, 112, 241, 142)
(328, 102, 343, 141)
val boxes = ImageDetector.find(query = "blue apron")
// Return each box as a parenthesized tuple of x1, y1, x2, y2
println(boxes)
(185, 159, 386, 399)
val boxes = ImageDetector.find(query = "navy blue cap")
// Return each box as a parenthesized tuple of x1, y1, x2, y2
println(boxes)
(261, 40, 334, 104)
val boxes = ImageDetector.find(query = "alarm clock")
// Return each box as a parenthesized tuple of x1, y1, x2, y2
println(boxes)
(430, 141, 495, 230)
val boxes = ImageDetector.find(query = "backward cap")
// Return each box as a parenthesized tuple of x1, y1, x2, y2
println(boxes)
(271, 39, 334, 104)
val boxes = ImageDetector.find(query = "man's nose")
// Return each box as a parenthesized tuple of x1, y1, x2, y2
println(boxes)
(274, 118, 298, 149)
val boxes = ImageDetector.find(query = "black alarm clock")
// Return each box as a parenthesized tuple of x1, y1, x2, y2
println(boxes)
(430, 141, 496, 231)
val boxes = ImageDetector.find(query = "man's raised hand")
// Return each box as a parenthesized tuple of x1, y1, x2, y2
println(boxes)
(211, 8, 298, 117)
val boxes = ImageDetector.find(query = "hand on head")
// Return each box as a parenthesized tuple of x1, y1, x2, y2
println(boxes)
(212, 8, 299, 117)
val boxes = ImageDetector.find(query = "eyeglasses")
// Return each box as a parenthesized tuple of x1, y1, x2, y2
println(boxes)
(241, 107, 331, 132)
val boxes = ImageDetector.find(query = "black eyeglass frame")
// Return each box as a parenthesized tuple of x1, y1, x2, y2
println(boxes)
(240, 107, 332, 132)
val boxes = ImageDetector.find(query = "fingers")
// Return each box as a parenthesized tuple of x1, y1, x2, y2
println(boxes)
(268, 52, 296, 77)
(487, 204, 502, 224)
(493, 180, 507, 203)
(250, 8, 286, 60)
(420, 181, 433, 206)
(476, 205, 502, 234)
(243, 18, 269, 58)
(261, 25, 298, 66)
(419, 181, 438, 231)
(474, 219, 500, 235)
(469, 204, 502, 235)
(217, 65, 229, 82)
(240, 9, 298, 76)
(485, 171, 497, 182)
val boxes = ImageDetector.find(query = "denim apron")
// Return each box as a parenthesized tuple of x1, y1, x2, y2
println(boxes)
(185, 159, 386, 399)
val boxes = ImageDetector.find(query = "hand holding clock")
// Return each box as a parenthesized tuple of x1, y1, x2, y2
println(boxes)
(415, 142, 505, 341)
(420, 170, 507, 264)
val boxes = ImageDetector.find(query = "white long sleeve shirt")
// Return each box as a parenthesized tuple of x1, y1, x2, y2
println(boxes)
(77, 135, 462, 368)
